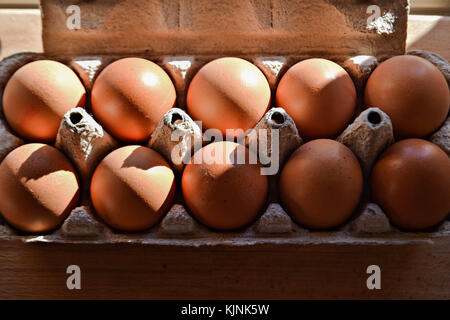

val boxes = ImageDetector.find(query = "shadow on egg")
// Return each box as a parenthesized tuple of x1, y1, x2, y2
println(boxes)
(120, 146, 165, 170)
(228, 144, 252, 166)
(17, 145, 76, 182)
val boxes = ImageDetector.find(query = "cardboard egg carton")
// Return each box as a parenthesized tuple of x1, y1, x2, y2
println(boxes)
(40, 0, 408, 58)
(0, 49, 449, 245)
(0, 0, 449, 246)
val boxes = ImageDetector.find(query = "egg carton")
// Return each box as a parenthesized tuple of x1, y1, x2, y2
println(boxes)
(0, 49, 449, 246)
(40, 0, 408, 58)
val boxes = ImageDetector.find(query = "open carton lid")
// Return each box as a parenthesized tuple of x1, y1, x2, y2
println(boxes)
(40, 0, 408, 60)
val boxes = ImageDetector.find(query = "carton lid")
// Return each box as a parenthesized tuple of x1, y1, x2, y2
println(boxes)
(41, 0, 408, 59)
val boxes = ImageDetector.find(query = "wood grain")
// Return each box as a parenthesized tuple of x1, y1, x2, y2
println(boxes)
(407, 15, 450, 61)
(0, 9, 42, 60)
(0, 239, 449, 299)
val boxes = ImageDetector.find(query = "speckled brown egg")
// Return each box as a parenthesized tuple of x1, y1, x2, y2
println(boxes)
(91, 58, 176, 142)
(0, 143, 80, 233)
(2, 60, 86, 142)
(280, 139, 363, 229)
(276, 58, 356, 140)
(371, 139, 450, 231)
(90, 145, 175, 232)
(186, 57, 271, 137)
(182, 141, 268, 231)
(365, 55, 449, 138)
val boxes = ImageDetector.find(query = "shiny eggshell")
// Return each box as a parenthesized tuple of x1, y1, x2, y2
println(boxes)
(182, 141, 268, 231)
(91, 58, 176, 142)
(2, 60, 86, 142)
(276, 58, 356, 140)
(187, 57, 271, 137)
(280, 139, 363, 229)
(371, 139, 450, 230)
(0, 143, 80, 233)
(365, 55, 449, 138)
(90, 145, 175, 232)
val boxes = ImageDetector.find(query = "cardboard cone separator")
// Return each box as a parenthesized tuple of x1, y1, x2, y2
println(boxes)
(337, 107, 395, 178)
(55, 108, 119, 200)
(149, 108, 202, 173)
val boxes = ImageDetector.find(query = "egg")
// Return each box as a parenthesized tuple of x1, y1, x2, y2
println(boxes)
(2, 60, 86, 142)
(276, 58, 356, 140)
(186, 57, 271, 137)
(90, 145, 175, 232)
(279, 139, 363, 229)
(0, 144, 80, 233)
(365, 55, 449, 138)
(182, 141, 268, 231)
(371, 139, 450, 230)
(91, 58, 176, 142)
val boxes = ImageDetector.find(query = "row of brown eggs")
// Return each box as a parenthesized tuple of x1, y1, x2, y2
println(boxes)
(3, 55, 449, 144)
(0, 137, 448, 234)
(0, 55, 449, 234)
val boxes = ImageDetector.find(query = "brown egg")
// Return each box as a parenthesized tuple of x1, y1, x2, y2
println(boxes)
(276, 58, 356, 140)
(365, 55, 449, 138)
(0, 144, 80, 233)
(182, 141, 268, 231)
(280, 139, 363, 229)
(91, 58, 176, 142)
(187, 57, 271, 137)
(90, 145, 175, 232)
(2, 60, 86, 142)
(371, 139, 450, 230)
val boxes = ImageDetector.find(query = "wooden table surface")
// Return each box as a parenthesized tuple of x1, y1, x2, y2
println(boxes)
(0, 11, 449, 300)
(1, 238, 449, 300)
